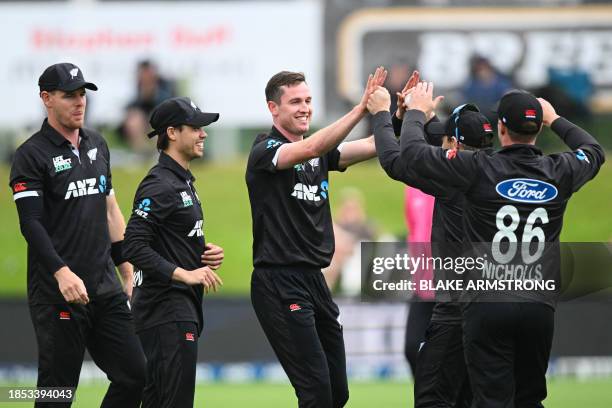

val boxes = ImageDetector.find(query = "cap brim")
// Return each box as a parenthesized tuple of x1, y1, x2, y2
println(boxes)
(58, 81, 98, 92)
(185, 112, 220, 128)
(147, 129, 159, 138)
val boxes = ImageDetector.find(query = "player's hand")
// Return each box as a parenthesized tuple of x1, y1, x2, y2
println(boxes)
(395, 70, 420, 119)
(358, 66, 388, 113)
(201, 243, 224, 270)
(367, 86, 391, 114)
(173, 266, 223, 292)
(407, 81, 444, 119)
(54, 266, 89, 304)
(538, 97, 560, 127)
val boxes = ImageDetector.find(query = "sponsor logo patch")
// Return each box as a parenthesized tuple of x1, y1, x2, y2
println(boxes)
(188, 220, 204, 237)
(59, 311, 71, 320)
(65, 178, 100, 199)
(525, 109, 537, 119)
(575, 149, 590, 164)
(53, 155, 72, 173)
(185, 332, 195, 341)
(181, 191, 193, 207)
(266, 139, 282, 149)
(13, 182, 27, 193)
(135, 198, 151, 219)
(483, 123, 493, 132)
(289, 303, 301, 312)
(495, 178, 558, 203)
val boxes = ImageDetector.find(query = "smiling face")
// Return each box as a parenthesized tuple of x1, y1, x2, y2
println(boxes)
(173, 125, 207, 161)
(42, 88, 87, 130)
(268, 82, 312, 137)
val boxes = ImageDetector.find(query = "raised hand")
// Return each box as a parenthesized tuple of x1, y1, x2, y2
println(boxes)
(367, 86, 391, 115)
(406, 81, 444, 119)
(396, 70, 420, 119)
(358, 66, 388, 112)
(537, 97, 560, 127)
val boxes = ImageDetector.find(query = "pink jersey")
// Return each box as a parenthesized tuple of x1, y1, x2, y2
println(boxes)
(404, 186, 435, 300)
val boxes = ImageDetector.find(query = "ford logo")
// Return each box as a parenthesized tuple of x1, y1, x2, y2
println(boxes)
(495, 178, 558, 203)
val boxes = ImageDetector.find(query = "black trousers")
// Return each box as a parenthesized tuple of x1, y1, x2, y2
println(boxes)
(462, 302, 554, 408)
(404, 300, 435, 377)
(414, 322, 471, 408)
(29, 292, 146, 408)
(138, 321, 199, 408)
(251, 267, 349, 408)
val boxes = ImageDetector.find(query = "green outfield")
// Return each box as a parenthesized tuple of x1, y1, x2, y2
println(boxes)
(1, 379, 609, 407)
(0, 158, 610, 296)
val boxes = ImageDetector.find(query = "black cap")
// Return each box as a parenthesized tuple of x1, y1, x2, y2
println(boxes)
(494, 89, 543, 135)
(38, 63, 98, 92)
(426, 103, 494, 148)
(147, 97, 220, 138)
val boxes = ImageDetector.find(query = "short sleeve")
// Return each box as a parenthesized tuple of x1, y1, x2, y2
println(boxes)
(103, 141, 114, 196)
(326, 143, 346, 172)
(9, 146, 45, 201)
(248, 138, 286, 173)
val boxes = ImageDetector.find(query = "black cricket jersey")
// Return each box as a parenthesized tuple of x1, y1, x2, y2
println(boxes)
(123, 152, 205, 334)
(9, 119, 121, 304)
(375, 111, 488, 323)
(399, 110, 605, 306)
(245, 126, 345, 268)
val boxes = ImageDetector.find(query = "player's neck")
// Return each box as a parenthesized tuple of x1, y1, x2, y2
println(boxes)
(47, 116, 80, 147)
(273, 121, 304, 143)
(165, 149, 190, 171)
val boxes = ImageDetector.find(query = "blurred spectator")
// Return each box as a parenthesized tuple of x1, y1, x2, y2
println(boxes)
(118, 60, 176, 151)
(461, 55, 512, 123)
(323, 188, 377, 293)
(535, 67, 593, 121)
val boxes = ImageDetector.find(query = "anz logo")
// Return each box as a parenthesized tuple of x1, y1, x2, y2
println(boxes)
(188, 220, 204, 237)
(495, 178, 558, 203)
(64, 176, 106, 200)
(135, 198, 151, 219)
(291, 180, 329, 202)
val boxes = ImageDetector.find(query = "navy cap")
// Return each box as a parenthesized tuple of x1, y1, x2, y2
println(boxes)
(148, 97, 219, 138)
(38, 63, 98, 92)
(426, 103, 494, 148)
(494, 89, 543, 135)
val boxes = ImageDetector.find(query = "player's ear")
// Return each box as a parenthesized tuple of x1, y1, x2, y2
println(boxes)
(166, 126, 178, 142)
(40, 91, 52, 108)
(267, 100, 279, 116)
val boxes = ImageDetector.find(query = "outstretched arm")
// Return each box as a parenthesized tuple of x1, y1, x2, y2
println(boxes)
(275, 67, 387, 169)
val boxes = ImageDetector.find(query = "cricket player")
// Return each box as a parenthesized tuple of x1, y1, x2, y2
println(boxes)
(368, 79, 495, 407)
(123, 97, 224, 408)
(245, 67, 386, 408)
(9, 62, 145, 407)
(397, 83, 604, 407)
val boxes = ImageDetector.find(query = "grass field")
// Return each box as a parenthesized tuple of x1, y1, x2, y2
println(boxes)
(0, 157, 610, 296)
(1, 379, 610, 407)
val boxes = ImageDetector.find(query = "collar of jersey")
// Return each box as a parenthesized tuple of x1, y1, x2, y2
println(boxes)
(269, 126, 292, 143)
(498, 144, 542, 156)
(158, 151, 195, 182)
(41, 118, 89, 147)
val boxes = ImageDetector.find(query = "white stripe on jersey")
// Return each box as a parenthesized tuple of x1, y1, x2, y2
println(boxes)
(13, 191, 39, 200)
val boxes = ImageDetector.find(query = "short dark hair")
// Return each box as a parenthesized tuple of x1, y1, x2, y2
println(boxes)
(507, 126, 539, 144)
(265, 71, 306, 103)
(157, 125, 183, 151)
